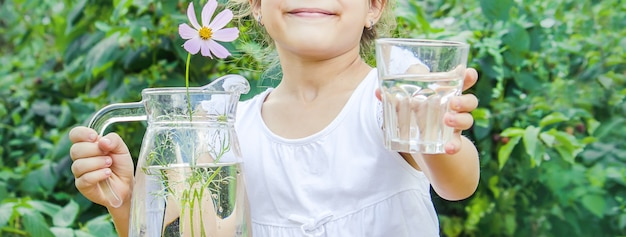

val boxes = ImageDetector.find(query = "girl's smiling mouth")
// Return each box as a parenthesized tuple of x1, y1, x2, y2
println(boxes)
(288, 8, 336, 17)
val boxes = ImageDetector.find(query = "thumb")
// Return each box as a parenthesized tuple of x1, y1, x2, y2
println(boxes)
(375, 88, 382, 101)
(97, 133, 130, 155)
(444, 130, 463, 154)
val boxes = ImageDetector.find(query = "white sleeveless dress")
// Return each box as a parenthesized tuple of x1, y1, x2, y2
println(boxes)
(235, 69, 439, 237)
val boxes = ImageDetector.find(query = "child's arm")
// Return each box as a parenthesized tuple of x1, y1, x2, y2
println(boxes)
(69, 127, 134, 236)
(411, 68, 480, 201)
(411, 136, 479, 201)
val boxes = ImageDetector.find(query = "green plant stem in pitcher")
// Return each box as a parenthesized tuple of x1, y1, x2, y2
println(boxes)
(185, 53, 192, 122)
(145, 128, 234, 236)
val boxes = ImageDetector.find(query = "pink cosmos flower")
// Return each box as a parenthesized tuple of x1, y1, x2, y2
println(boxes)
(178, 0, 239, 59)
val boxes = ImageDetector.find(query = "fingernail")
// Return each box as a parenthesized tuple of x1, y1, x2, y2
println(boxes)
(105, 158, 112, 166)
(447, 114, 456, 125)
(104, 169, 112, 176)
(89, 133, 97, 141)
(446, 143, 456, 153)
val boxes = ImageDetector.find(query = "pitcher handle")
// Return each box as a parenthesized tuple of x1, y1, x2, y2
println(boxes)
(88, 101, 146, 208)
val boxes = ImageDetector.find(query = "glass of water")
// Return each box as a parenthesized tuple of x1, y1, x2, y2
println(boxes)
(376, 38, 469, 154)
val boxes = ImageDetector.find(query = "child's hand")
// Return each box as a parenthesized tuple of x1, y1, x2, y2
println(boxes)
(69, 126, 134, 208)
(374, 68, 479, 155)
(443, 68, 478, 154)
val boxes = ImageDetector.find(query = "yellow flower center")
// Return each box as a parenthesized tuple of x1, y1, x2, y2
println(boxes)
(199, 27, 213, 40)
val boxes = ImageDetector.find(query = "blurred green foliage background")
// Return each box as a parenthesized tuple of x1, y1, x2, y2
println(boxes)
(0, 0, 625, 236)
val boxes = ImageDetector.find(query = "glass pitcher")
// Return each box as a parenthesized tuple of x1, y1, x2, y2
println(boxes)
(88, 75, 251, 237)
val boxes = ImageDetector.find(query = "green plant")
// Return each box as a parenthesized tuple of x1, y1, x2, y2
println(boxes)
(0, 0, 259, 236)
(1, 0, 624, 236)
(399, 0, 626, 236)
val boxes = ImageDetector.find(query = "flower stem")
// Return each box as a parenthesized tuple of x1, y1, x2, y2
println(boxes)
(185, 53, 192, 122)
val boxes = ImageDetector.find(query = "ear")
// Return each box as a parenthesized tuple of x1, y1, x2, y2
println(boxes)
(366, 0, 386, 27)
(250, 0, 262, 20)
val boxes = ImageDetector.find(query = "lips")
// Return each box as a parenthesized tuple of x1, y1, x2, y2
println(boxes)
(288, 8, 335, 16)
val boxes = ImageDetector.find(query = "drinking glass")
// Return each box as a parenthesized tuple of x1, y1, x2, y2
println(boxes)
(376, 39, 469, 154)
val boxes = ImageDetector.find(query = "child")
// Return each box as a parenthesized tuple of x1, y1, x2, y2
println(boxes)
(69, 0, 480, 236)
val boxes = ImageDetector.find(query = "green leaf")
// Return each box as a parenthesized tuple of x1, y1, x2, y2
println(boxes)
(85, 33, 122, 78)
(479, 0, 514, 22)
(586, 118, 600, 135)
(523, 126, 540, 158)
(112, 0, 132, 20)
(550, 130, 584, 164)
(586, 165, 607, 188)
(27, 200, 62, 218)
(550, 205, 565, 220)
(472, 108, 491, 128)
(502, 22, 530, 66)
(504, 213, 517, 235)
(498, 136, 521, 170)
(593, 117, 625, 139)
(524, 126, 546, 167)
(471, 108, 492, 140)
(65, 0, 88, 32)
(20, 161, 59, 196)
(619, 213, 626, 230)
(22, 209, 55, 237)
(0, 181, 7, 200)
(440, 216, 463, 237)
(0, 203, 15, 228)
(75, 230, 98, 237)
(581, 194, 606, 218)
(503, 22, 530, 53)
(539, 132, 556, 147)
(500, 128, 524, 137)
(50, 227, 75, 237)
(85, 215, 117, 237)
(52, 200, 80, 228)
(539, 112, 569, 128)
(513, 71, 541, 92)
(464, 194, 495, 229)
(488, 176, 500, 198)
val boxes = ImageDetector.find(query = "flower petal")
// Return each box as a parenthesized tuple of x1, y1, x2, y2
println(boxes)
(212, 27, 239, 42)
(208, 40, 231, 59)
(183, 38, 202, 55)
(208, 9, 234, 31)
(200, 40, 214, 58)
(186, 2, 201, 30)
(201, 0, 218, 26)
(178, 23, 198, 40)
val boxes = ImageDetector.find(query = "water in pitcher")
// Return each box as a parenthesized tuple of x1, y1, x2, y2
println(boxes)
(141, 162, 247, 237)
(380, 72, 463, 153)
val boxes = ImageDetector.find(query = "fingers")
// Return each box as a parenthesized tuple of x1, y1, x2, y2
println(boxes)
(449, 94, 478, 113)
(74, 167, 112, 191)
(74, 170, 111, 195)
(72, 156, 112, 178)
(444, 135, 462, 154)
(72, 155, 112, 195)
(444, 112, 474, 131)
(70, 140, 106, 161)
(462, 68, 478, 91)
(69, 126, 98, 143)
(445, 94, 478, 131)
(69, 132, 130, 161)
